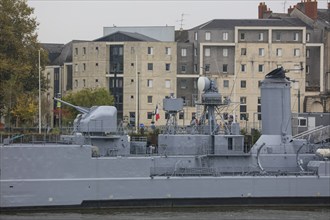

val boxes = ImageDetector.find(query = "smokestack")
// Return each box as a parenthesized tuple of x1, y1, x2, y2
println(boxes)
(258, 2, 267, 19)
(296, 0, 318, 20)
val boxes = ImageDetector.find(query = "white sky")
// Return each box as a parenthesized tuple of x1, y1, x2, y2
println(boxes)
(27, 0, 329, 44)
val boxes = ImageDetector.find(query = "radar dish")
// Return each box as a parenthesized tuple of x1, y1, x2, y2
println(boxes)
(198, 77, 211, 92)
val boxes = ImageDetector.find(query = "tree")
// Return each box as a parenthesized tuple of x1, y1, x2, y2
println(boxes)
(11, 92, 37, 127)
(60, 88, 115, 123)
(0, 0, 47, 127)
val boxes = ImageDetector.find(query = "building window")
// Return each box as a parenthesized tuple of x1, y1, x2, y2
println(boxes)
(259, 48, 265, 56)
(75, 80, 78, 88)
(147, 96, 153, 104)
(306, 65, 310, 74)
(165, 47, 171, 55)
(147, 112, 153, 120)
(276, 32, 281, 41)
(258, 64, 264, 72)
(205, 64, 210, 72)
(75, 48, 78, 55)
(241, 48, 247, 56)
(194, 32, 198, 40)
(223, 32, 228, 40)
(165, 80, 171, 88)
(276, 48, 282, 57)
(181, 48, 187, 57)
(180, 79, 187, 89)
(223, 80, 229, 88)
(223, 64, 228, 73)
(298, 117, 307, 127)
(205, 31, 211, 40)
(83, 63, 86, 71)
(306, 49, 310, 58)
(240, 96, 247, 120)
(223, 48, 228, 57)
(83, 47, 86, 55)
(181, 65, 186, 73)
(194, 48, 197, 56)
(194, 64, 198, 73)
(241, 64, 246, 72)
(240, 80, 246, 88)
(147, 63, 153, 71)
(294, 48, 300, 57)
(179, 112, 184, 120)
(96, 63, 99, 67)
(75, 64, 78, 72)
(258, 33, 264, 41)
(257, 97, 261, 120)
(240, 32, 245, 40)
(83, 79, 86, 87)
(294, 32, 299, 41)
(205, 48, 211, 57)
(306, 33, 311, 42)
(147, 47, 153, 55)
(147, 79, 153, 87)
(258, 80, 262, 87)
(165, 63, 171, 71)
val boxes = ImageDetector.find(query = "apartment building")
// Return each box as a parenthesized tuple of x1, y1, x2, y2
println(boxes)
(259, 0, 330, 113)
(177, 18, 312, 130)
(72, 31, 177, 128)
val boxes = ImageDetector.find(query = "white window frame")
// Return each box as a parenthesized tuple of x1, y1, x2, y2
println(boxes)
(294, 48, 300, 57)
(276, 48, 282, 57)
(258, 33, 264, 41)
(194, 32, 198, 41)
(165, 47, 171, 55)
(147, 79, 153, 88)
(306, 49, 310, 58)
(205, 32, 211, 40)
(147, 47, 153, 55)
(205, 48, 211, 57)
(181, 48, 187, 57)
(223, 32, 228, 41)
(294, 32, 299, 41)
(259, 48, 265, 56)
(223, 48, 228, 57)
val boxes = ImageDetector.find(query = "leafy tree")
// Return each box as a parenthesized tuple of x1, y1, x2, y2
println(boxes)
(60, 88, 115, 123)
(11, 92, 37, 127)
(0, 0, 47, 127)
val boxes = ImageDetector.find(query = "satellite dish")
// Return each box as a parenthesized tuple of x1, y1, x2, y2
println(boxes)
(198, 77, 211, 92)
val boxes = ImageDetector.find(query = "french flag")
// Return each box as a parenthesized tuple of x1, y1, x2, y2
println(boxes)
(155, 104, 160, 121)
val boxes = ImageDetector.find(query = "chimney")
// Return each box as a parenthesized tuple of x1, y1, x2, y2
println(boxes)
(288, 5, 294, 14)
(258, 2, 268, 19)
(328, 2, 330, 9)
(297, 0, 318, 20)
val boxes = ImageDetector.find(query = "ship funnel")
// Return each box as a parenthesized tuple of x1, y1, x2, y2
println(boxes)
(261, 68, 292, 142)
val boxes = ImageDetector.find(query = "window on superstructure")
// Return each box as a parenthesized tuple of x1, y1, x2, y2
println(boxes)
(205, 32, 211, 40)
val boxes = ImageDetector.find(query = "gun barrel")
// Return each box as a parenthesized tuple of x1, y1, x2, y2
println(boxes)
(53, 97, 89, 114)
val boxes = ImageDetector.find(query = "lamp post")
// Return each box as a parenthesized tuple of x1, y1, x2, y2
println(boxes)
(38, 49, 41, 134)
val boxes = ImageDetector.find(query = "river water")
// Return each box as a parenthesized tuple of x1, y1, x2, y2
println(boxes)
(1, 206, 329, 220)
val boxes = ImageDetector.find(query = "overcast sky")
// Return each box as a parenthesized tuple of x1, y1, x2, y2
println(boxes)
(27, 0, 329, 44)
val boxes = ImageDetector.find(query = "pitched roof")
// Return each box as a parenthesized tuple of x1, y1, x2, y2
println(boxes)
(317, 9, 330, 27)
(94, 31, 159, 42)
(190, 18, 311, 30)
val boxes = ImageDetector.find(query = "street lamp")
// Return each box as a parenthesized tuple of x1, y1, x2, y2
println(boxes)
(38, 49, 41, 134)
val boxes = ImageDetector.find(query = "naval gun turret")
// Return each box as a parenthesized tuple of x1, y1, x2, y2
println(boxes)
(54, 98, 117, 134)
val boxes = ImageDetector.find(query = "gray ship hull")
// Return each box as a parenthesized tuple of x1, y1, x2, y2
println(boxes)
(1, 144, 329, 209)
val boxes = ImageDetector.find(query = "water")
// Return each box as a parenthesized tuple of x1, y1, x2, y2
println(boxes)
(1, 206, 329, 220)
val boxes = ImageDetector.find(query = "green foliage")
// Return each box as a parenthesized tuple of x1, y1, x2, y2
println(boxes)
(61, 88, 115, 123)
(0, 0, 48, 126)
(11, 92, 37, 126)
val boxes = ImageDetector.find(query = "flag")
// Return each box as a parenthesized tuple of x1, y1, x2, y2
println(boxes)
(155, 104, 160, 121)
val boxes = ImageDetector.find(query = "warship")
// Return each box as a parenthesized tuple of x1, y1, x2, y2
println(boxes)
(0, 68, 329, 209)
